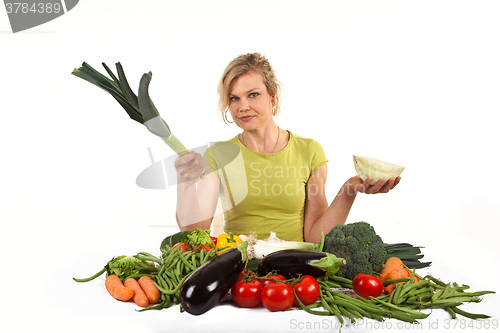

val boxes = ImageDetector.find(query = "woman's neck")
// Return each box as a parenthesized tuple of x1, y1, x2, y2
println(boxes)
(240, 123, 285, 154)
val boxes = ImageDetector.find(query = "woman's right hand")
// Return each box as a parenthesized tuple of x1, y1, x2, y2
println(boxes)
(174, 151, 208, 184)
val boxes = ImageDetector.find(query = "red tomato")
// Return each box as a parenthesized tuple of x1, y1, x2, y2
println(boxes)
(292, 275, 320, 306)
(259, 274, 286, 287)
(231, 279, 263, 308)
(210, 236, 218, 244)
(172, 242, 189, 252)
(352, 273, 384, 300)
(261, 283, 294, 312)
(193, 244, 211, 252)
(238, 270, 257, 280)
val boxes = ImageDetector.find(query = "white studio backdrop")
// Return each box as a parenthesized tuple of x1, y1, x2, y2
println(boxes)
(1, 1, 499, 332)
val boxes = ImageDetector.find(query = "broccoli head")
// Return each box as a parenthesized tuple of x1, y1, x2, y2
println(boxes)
(323, 221, 386, 280)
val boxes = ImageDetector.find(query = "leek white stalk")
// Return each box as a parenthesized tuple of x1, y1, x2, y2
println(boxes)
(241, 232, 318, 260)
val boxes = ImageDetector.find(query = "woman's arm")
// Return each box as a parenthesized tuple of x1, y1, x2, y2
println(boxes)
(175, 152, 220, 231)
(303, 164, 400, 243)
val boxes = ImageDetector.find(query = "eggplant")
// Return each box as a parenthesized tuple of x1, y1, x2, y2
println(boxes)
(180, 244, 247, 315)
(258, 249, 346, 278)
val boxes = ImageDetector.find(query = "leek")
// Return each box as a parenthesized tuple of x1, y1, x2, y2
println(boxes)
(240, 232, 319, 260)
(72, 62, 189, 156)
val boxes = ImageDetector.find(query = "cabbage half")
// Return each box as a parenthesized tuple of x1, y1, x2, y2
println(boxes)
(353, 155, 405, 185)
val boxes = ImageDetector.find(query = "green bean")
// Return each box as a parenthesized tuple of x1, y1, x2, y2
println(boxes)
(199, 248, 205, 263)
(162, 274, 174, 290)
(328, 290, 386, 312)
(136, 298, 170, 312)
(343, 306, 364, 320)
(372, 298, 430, 319)
(387, 309, 420, 323)
(450, 306, 491, 319)
(319, 279, 342, 288)
(202, 249, 215, 264)
(399, 280, 429, 299)
(155, 273, 192, 295)
(323, 275, 353, 287)
(318, 291, 336, 316)
(338, 305, 356, 324)
(166, 268, 180, 285)
(190, 253, 198, 268)
(135, 252, 163, 264)
(425, 275, 447, 287)
(162, 247, 180, 268)
(328, 302, 345, 324)
(179, 251, 196, 271)
(73, 267, 107, 282)
(294, 290, 333, 316)
(325, 298, 373, 319)
(382, 277, 411, 286)
(392, 282, 403, 304)
(444, 306, 457, 319)
(432, 296, 480, 304)
(449, 290, 496, 297)
(167, 257, 180, 271)
(408, 286, 434, 297)
(426, 302, 463, 308)
(175, 257, 183, 276)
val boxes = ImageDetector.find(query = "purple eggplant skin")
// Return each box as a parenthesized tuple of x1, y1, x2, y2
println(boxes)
(180, 247, 246, 315)
(258, 249, 327, 278)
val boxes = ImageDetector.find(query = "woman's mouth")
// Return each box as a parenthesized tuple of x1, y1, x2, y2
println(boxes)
(240, 116, 254, 121)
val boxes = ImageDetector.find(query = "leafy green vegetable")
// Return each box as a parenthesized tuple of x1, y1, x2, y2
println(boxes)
(105, 255, 156, 280)
(183, 229, 215, 248)
(73, 254, 158, 283)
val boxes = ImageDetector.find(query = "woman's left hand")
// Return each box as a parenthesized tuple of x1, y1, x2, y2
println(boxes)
(349, 176, 401, 194)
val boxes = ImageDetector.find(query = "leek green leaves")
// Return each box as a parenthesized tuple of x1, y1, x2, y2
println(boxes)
(72, 62, 188, 156)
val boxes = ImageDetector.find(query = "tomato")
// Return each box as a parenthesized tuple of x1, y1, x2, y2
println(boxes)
(193, 244, 211, 252)
(238, 269, 257, 280)
(261, 283, 294, 312)
(172, 242, 189, 252)
(352, 273, 384, 300)
(231, 279, 263, 308)
(259, 274, 286, 287)
(292, 275, 320, 306)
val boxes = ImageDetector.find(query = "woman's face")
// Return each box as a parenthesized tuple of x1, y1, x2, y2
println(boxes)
(228, 71, 274, 131)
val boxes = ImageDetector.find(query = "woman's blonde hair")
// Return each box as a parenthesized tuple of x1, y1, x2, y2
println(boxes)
(217, 53, 283, 124)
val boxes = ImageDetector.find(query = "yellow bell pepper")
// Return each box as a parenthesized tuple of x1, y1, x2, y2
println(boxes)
(216, 232, 243, 253)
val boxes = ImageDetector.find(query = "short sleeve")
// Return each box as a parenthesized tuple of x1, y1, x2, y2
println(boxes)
(309, 139, 328, 176)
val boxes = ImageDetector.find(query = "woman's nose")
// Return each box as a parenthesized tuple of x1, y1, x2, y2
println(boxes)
(239, 99, 250, 112)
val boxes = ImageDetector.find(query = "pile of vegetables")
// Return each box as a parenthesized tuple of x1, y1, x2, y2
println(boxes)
(74, 224, 495, 324)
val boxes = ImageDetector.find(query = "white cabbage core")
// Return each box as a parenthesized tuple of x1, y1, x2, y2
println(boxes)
(353, 155, 405, 185)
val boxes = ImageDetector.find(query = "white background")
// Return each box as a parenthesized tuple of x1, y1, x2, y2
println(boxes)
(1, 1, 499, 332)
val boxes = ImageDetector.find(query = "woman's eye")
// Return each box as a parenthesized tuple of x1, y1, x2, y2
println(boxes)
(250, 92, 259, 98)
(229, 96, 239, 102)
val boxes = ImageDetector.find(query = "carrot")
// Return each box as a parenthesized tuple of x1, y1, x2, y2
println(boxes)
(124, 278, 149, 308)
(105, 275, 134, 301)
(380, 257, 404, 281)
(138, 276, 160, 304)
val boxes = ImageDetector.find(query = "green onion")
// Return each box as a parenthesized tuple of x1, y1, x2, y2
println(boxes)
(72, 62, 189, 156)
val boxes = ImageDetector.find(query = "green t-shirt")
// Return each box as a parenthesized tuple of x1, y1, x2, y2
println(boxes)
(205, 131, 328, 241)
